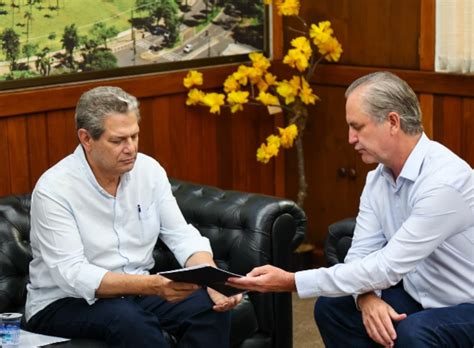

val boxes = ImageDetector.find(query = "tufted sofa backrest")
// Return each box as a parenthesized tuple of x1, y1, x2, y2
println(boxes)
(0, 194, 32, 313)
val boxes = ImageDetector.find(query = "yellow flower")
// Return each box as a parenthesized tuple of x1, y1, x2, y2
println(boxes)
(309, 21, 334, 46)
(256, 91, 280, 106)
(257, 79, 269, 92)
(277, 0, 300, 16)
(202, 92, 225, 114)
(224, 75, 240, 93)
(263, 0, 272, 4)
(277, 78, 299, 105)
(249, 52, 271, 72)
(299, 78, 319, 105)
(283, 48, 309, 72)
(289, 75, 301, 91)
(267, 134, 281, 148)
(233, 65, 250, 86)
(186, 88, 205, 106)
(247, 67, 264, 85)
(318, 36, 343, 62)
(183, 70, 203, 89)
(257, 72, 278, 92)
(278, 124, 298, 148)
(227, 91, 249, 113)
(256, 142, 280, 163)
(291, 36, 312, 60)
(264, 72, 277, 86)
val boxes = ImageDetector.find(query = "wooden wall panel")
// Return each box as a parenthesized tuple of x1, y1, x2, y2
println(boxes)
(46, 110, 77, 167)
(7, 116, 30, 194)
(298, 0, 421, 69)
(462, 98, 474, 167)
(432, 96, 474, 168)
(0, 119, 11, 196)
(433, 96, 463, 157)
(0, 104, 280, 197)
(26, 114, 49, 189)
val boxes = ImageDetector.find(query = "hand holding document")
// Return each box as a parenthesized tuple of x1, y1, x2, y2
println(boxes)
(159, 264, 247, 297)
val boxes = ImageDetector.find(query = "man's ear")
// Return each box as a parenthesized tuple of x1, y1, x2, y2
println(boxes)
(78, 129, 93, 151)
(387, 112, 401, 134)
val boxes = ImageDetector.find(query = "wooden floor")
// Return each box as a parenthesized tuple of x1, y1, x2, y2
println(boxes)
(292, 293, 324, 347)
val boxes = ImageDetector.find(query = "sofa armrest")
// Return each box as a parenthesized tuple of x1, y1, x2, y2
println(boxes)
(324, 218, 356, 266)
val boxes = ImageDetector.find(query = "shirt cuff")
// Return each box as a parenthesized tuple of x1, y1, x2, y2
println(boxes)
(295, 269, 319, 298)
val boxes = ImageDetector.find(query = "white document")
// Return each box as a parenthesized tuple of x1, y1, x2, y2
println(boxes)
(19, 329, 70, 347)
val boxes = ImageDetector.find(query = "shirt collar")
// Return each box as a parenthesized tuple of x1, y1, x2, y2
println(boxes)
(380, 133, 430, 183)
(398, 133, 430, 182)
(73, 145, 131, 197)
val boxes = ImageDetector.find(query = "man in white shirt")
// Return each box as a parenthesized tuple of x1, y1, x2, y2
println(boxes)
(25, 86, 241, 347)
(228, 72, 474, 347)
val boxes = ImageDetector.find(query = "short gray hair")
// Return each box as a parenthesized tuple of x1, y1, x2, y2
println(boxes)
(75, 86, 140, 139)
(345, 72, 423, 135)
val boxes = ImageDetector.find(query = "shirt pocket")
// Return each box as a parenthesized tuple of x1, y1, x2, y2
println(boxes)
(139, 202, 159, 244)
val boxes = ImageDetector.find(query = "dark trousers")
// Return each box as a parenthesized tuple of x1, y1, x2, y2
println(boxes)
(314, 283, 474, 347)
(27, 289, 230, 348)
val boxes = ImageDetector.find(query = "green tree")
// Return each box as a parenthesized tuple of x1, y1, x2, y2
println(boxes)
(23, 10, 34, 42)
(90, 22, 119, 49)
(135, 0, 180, 36)
(61, 23, 79, 69)
(35, 46, 52, 76)
(1, 27, 20, 70)
(22, 42, 38, 65)
(84, 49, 117, 71)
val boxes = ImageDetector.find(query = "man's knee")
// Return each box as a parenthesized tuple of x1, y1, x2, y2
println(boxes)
(105, 303, 166, 346)
(314, 296, 356, 324)
(396, 315, 437, 347)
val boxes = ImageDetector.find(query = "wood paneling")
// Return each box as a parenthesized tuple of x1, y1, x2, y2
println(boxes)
(0, 76, 280, 197)
(298, 0, 421, 69)
(0, 65, 238, 118)
(6, 116, 30, 194)
(309, 64, 474, 97)
(0, 120, 11, 196)
(26, 114, 49, 189)
(434, 96, 474, 167)
(419, 0, 436, 70)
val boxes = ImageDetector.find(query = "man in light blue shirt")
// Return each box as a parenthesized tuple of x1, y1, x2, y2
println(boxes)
(25, 86, 241, 347)
(229, 72, 474, 347)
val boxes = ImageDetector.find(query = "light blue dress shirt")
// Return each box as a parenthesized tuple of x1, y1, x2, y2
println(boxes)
(26, 145, 212, 321)
(295, 134, 474, 309)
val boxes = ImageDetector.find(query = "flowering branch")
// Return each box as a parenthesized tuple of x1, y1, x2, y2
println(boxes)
(183, 0, 342, 208)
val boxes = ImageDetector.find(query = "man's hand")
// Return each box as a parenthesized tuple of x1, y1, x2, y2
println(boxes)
(357, 292, 407, 347)
(226, 265, 296, 292)
(207, 288, 243, 312)
(151, 274, 200, 302)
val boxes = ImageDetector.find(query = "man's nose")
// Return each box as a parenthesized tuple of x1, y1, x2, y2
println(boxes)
(348, 129, 357, 144)
(123, 138, 135, 153)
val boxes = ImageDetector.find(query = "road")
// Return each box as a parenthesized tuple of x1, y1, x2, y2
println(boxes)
(113, 3, 242, 67)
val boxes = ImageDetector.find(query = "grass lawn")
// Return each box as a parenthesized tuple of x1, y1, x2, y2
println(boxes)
(0, 0, 137, 60)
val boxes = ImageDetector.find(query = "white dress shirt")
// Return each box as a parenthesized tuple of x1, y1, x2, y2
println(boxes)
(26, 145, 212, 321)
(295, 133, 474, 309)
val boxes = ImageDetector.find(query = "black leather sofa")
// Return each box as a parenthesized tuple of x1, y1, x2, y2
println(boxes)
(0, 179, 306, 348)
(324, 218, 356, 266)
